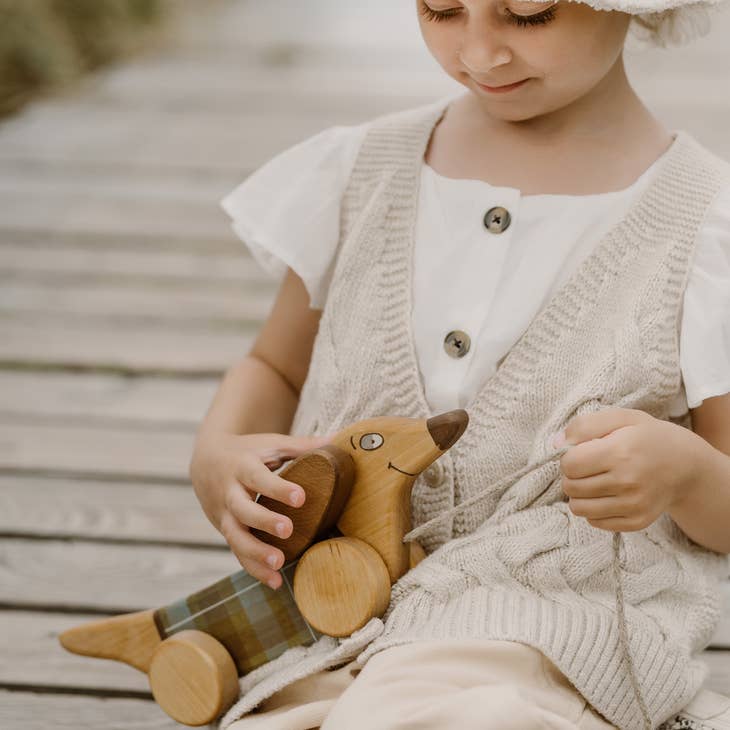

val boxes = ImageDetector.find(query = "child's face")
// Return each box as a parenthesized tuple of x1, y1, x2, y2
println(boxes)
(416, 0, 632, 123)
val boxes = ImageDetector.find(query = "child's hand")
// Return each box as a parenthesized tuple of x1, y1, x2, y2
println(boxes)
(189, 431, 331, 589)
(554, 408, 704, 532)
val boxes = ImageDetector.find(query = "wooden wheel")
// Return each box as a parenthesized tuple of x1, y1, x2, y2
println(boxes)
(148, 630, 239, 726)
(293, 536, 391, 638)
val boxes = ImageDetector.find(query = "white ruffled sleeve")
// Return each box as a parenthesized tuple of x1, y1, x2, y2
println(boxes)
(220, 123, 369, 310)
(680, 182, 730, 409)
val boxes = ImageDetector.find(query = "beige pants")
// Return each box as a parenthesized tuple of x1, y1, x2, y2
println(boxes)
(228, 639, 617, 730)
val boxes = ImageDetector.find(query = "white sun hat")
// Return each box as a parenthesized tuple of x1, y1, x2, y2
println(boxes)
(527, 0, 728, 46)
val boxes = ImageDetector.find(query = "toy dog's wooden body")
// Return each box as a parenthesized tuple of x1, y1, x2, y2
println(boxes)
(59, 409, 468, 726)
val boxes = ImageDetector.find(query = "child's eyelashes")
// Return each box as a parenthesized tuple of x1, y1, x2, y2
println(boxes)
(419, 3, 461, 22)
(509, 5, 557, 26)
(418, 1, 558, 27)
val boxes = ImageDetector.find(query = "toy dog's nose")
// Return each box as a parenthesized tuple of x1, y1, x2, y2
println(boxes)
(427, 409, 469, 450)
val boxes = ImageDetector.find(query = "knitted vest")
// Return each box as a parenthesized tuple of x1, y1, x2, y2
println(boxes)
(220, 97, 730, 730)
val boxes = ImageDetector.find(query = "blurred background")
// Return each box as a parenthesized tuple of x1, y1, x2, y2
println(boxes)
(0, 1, 728, 728)
(0, 0, 166, 116)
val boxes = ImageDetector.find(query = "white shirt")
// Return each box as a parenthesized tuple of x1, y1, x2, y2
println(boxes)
(221, 123, 730, 418)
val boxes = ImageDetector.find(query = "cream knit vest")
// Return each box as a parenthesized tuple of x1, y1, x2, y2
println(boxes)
(220, 97, 730, 730)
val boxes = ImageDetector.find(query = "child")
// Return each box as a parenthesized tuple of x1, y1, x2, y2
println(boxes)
(188, 0, 730, 728)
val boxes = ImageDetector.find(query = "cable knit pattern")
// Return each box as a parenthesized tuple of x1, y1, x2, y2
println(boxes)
(220, 97, 730, 730)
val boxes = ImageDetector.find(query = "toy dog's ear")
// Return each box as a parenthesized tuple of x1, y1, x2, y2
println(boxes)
(252, 445, 355, 561)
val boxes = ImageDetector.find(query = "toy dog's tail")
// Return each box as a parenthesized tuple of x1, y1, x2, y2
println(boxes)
(59, 608, 160, 672)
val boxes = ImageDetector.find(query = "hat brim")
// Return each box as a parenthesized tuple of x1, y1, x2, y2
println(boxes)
(524, 0, 722, 14)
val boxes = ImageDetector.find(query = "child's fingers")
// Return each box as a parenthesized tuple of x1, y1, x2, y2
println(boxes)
(219, 513, 285, 586)
(226, 484, 293, 539)
(237, 456, 306, 508)
(240, 558, 283, 590)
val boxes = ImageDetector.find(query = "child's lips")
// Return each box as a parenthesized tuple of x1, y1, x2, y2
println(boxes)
(475, 78, 530, 93)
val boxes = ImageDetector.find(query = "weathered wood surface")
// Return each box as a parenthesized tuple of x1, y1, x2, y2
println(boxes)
(0, 242, 264, 281)
(0, 320, 256, 373)
(0, 540, 236, 611)
(0, 371, 217, 424)
(0, 421, 194, 479)
(0, 692, 183, 730)
(0, 475, 224, 545)
(0, 0, 728, 727)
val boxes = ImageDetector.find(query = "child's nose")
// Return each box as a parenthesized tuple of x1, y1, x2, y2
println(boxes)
(458, 17, 513, 74)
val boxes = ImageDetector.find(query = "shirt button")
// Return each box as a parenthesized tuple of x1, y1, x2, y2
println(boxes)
(423, 461, 445, 488)
(444, 330, 471, 358)
(483, 206, 511, 234)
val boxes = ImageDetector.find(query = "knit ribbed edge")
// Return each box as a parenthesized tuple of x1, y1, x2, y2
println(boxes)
(356, 588, 705, 730)
(327, 95, 460, 550)
(642, 137, 728, 404)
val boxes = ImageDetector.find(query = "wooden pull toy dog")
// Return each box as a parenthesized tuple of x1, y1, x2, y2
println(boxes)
(59, 409, 469, 726)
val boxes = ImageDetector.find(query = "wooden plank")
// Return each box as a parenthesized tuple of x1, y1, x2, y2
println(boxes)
(0, 320, 254, 374)
(0, 421, 194, 480)
(167, 0, 425, 57)
(0, 226, 242, 255)
(0, 162, 236, 201)
(85, 57, 457, 111)
(2, 612, 727, 707)
(0, 243, 266, 284)
(2, 96, 727, 173)
(0, 477, 724, 634)
(0, 280, 275, 326)
(83, 51, 730, 116)
(0, 538, 725, 639)
(0, 106, 365, 172)
(0, 189, 235, 241)
(702, 651, 730, 696)
(88, 66, 730, 126)
(0, 372, 218, 424)
(1, 611, 155, 693)
(0, 475, 223, 546)
(0, 691, 186, 730)
(0, 539, 239, 611)
(0, 160, 242, 200)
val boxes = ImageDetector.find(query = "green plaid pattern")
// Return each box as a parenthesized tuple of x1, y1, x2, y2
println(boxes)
(153, 561, 321, 675)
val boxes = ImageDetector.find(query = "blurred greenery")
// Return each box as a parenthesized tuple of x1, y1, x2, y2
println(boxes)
(0, 0, 166, 116)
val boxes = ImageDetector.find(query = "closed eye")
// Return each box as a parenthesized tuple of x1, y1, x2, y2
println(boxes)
(419, 1, 558, 27)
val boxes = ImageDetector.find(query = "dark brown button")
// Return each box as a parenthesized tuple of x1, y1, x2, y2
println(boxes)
(444, 330, 471, 358)
(484, 206, 511, 234)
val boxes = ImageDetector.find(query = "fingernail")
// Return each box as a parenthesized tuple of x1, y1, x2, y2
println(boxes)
(551, 430, 567, 449)
(267, 577, 279, 590)
(275, 522, 288, 538)
(267, 554, 278, 569)
(290, 489, 303, 507)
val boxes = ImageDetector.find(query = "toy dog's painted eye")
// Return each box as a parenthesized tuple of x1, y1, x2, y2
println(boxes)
(359, 433, 384, 450)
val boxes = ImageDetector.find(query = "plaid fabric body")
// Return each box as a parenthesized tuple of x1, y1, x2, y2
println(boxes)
(153, 561, 321, 675)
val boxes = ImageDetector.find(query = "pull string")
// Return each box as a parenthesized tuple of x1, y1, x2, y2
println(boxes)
(403, 443, 572, 544)
(612, 532, 652, 730)
(404, 444, 652, 730)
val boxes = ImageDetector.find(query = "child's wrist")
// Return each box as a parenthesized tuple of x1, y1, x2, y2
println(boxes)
(668, 431, 721, 511)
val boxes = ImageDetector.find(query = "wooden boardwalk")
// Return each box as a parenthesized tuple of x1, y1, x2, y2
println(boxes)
(1, 1, 728, 727)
